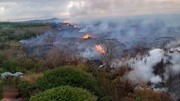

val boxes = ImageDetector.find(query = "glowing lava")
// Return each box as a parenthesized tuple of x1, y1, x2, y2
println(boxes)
(82, 34, 91, 40)
(95, 45, 105, 54)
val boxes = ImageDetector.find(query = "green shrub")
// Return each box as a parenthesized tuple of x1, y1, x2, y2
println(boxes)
(16, 58, 43, 72)
(2, 58, 43, 73)
(37, 66, 97, 93)
(30, 86, 97, 101)
(76, 63, 90, 72)
(17, 80, 39, 100)
(0, 52, 6, 67)
(0, 68, 5, 74)
(3, 59, 17, 73)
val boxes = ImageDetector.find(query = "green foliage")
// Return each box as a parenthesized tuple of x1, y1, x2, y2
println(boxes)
(30, 86, 97, 101)
(0, 68, 5, 74)
(17, 80, 39, 100)
(16, 58, 43, 72)
(0, 22, 173, 101)
(111, 78, 134, 100)
(0, 22, 50, 43)
(0, 28, 35, 41)
(88, 67, 113, 99)
(3, 59, 17, 73)
(136, 96, 141, 101)
(76, 63, 90, 72)
(0, 22, 48, 28)
(89, 66, 134, 101)
(37, 66, 97, 93)
(1, 77, 19, 87)
(2, 58, 43, 73)
(0, 51, 6, 67)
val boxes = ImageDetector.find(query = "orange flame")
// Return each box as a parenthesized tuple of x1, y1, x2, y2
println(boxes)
(63, 20, 70, 25)
(82, 34, 91, 40)
(95, 45, 105, 54)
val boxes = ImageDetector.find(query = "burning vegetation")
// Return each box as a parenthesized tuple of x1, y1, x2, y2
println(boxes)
(95, 44, 105, 54)
(0, 16, 180, 101)
(63, 20, 70, 26)
(82, 34, 91, 40)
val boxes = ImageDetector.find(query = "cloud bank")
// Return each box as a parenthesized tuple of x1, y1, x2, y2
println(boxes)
(0, 0, 180, 21)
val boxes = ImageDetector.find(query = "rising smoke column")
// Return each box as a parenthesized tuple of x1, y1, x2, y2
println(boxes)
(126, 40, 180, 86)
(127, 49, 164, 84)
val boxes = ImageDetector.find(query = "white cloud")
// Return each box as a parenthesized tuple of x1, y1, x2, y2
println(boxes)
(67, 0, 180, 18)
(0, 6, 5, 17)
(0, 0, 179, 21)
(0, 6, 5, 12)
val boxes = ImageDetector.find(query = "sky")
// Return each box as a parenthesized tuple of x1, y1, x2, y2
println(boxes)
(0, 0, 180, 21)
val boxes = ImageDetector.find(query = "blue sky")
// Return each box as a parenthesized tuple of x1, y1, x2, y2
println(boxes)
(0, 0, 180, 21)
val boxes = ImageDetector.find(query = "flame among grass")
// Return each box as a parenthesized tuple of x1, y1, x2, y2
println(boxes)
(95, 44, 105, 54)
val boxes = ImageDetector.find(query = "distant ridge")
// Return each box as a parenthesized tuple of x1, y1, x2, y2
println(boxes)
(21, 18, 67, 23)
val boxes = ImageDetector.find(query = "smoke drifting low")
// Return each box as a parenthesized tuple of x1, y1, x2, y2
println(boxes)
(124, 40, 180, 100)
(127, 49, 165, 84)
(77, 15, 180, 48)
(20, 14, 180, 99)
(20, 15, 180, 79)
(21, 15, 180, 58)
(126, 44, 180, 84)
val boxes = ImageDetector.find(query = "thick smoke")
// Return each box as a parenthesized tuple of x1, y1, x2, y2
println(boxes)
(126, 40, 180, 85)
(166, 41, 180, 75)
(124, 40, 180, 100)
(127, 49, 165, 84)
(76, 15, 180, 48)
(20, 14, 180, 100)
(21, 15, 180, 59)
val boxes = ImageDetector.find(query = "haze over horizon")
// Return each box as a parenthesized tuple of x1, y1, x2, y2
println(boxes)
(0, 0, 180, 21)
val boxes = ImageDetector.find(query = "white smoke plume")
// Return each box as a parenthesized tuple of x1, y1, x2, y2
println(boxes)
(127, 49, 164, 84)
(20, 15, 180, 61)
(126, 40, 180, 85)
(150, 75, 162, 84)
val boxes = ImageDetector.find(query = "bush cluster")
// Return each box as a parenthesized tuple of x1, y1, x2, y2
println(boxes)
(37, 66, 97, 93)
(17, 80, 39, 100)
(30, 86, 97, 101)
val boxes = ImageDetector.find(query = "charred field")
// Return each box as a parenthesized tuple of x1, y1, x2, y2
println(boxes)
(0, 14, 180, 101)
